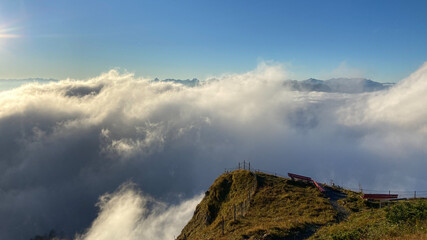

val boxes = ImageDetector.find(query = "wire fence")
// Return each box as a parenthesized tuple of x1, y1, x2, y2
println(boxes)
(225, 161, 427, 199)
(224, 160, 289, 178)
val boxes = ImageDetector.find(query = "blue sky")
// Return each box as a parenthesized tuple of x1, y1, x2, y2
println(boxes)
(0, 0, 426, 82)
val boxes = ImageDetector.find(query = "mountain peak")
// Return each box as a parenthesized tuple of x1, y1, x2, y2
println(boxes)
(177, 170, 336, 239)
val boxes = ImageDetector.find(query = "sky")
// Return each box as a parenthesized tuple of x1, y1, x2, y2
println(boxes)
(0, 0, 426, 82)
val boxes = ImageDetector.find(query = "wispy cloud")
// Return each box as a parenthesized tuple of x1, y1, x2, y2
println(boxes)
(330, 61, 365, 78)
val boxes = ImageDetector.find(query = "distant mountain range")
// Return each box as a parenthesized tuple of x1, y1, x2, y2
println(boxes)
(283, 78, 395, 93)
(153, 77, 394, 93)
(153, 78, 200, 87)
(1, 77, 394, 94)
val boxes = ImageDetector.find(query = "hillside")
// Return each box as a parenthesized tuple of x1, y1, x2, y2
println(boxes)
(177, 170, 427, 240)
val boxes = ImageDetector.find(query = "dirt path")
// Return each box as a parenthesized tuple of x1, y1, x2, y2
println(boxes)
(297, 186, 350, 239)
(323, 186, 350, 222)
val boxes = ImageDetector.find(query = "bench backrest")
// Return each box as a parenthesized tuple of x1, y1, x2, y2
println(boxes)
(288, 173, 312, 181)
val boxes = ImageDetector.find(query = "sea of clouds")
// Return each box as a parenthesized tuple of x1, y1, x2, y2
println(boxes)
(1, 62, 427, 239)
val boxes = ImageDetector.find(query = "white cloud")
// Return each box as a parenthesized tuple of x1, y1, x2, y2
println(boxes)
(75, 183, 202, 240)
(0, 62, 427, 239)
(338, 62, 427, 155)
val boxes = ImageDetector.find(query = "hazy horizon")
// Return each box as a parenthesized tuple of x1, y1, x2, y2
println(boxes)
(0, 73, 398, 93)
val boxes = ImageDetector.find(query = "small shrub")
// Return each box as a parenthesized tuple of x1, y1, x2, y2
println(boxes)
(386, 201, 427, 224)
(330, 229, 362, 240)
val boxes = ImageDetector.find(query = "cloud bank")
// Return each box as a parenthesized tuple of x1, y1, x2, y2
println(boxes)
(75, 183, 202, 240)
(1, 62, 427, 239)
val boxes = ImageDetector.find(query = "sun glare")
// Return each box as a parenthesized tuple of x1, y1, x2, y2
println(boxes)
(0, 25, 20, 39)
(0, 23, 20, 51)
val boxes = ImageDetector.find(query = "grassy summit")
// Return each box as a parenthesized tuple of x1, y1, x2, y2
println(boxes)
(177, 170, 336, 239)
(177, 170, 427, 240)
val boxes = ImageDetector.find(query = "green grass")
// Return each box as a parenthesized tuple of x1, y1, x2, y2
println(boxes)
(309, 199, 427, 240)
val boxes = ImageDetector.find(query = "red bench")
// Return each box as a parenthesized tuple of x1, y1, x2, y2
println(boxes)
(362, 194, 398, 200)
(288, 173, 325, 193)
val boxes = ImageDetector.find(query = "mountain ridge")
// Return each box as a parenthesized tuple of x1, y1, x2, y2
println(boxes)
(283, 78, 394, 93)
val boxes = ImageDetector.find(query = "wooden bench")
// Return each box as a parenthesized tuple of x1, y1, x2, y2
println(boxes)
(288, 173, 312, 182)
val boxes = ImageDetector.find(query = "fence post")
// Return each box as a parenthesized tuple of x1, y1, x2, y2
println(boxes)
(414, 191, 417, 199)
(238, 162, 240, 170)
(243, 160, 246, 170)
(205, 213, 210, 226)
(222, 216, 225, 235)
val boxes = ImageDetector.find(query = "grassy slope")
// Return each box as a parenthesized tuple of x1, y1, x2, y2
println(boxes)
(309, 195, 427, 240)
(177, 170, 336, 240)
(177, 170, 427, 240)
